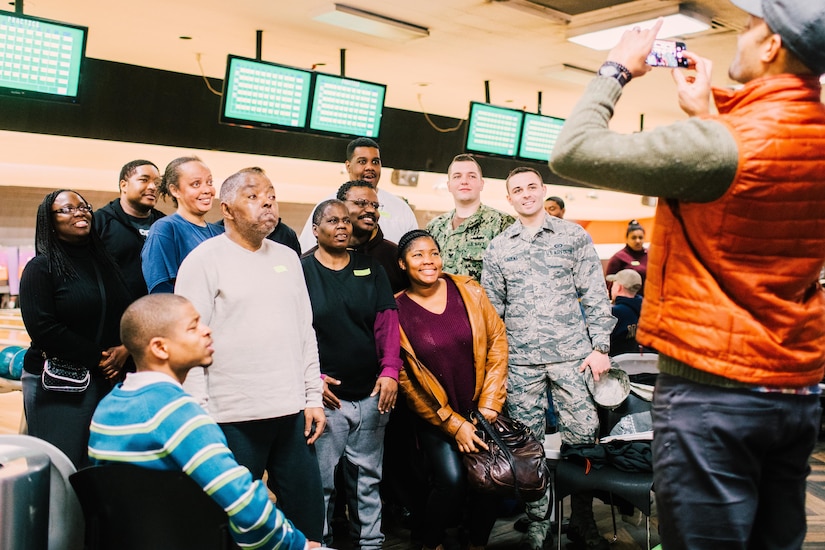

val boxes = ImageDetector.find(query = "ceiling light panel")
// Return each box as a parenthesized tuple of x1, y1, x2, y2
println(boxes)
(314, 4, 430, 42)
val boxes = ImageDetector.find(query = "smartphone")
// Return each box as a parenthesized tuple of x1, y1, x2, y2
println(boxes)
(646, 40, 689, 68)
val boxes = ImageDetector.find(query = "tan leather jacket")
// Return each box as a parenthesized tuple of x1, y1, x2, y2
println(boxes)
(397, 273, 508, 437)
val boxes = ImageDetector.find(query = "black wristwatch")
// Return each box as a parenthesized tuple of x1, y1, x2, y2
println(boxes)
(598, 61, 632, 87)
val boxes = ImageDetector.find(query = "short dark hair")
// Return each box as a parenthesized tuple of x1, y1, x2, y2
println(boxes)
(505, 166, 544, 191)
(120, 294, 192, 363)
(336, 180, 375, 201)
(546, 196, 565, 209)
(312, 199, 348, 226)
(448, 154, 483, 178)
(220, 167, 267, 204)
(119, 159, 158, 186)
(397, 229, 440, 261)
(346, 137, 380, 161)
(158, 156, 202, 207)
(627, 219, 645, 236)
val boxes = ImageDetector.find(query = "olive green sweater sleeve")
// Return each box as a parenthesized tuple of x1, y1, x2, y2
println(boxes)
(549, 77, 739, 203)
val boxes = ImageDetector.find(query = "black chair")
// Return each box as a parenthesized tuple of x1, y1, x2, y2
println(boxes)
(69, 464, 239, 550)
(554, 390, 655, 550)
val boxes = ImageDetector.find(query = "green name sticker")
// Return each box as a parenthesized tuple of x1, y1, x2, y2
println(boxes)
(353, 268, 371, 276)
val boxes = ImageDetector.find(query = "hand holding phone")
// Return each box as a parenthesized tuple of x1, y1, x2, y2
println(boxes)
(646, 40, 689, 68)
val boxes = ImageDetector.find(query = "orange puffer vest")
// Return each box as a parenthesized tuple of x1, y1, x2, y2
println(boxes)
(638, 74, 825, 387)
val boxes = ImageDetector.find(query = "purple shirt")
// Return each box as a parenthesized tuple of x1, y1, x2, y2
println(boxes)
(397, 277, 476, 416)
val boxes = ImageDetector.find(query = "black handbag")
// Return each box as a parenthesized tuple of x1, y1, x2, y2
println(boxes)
(461, 411, 550, 502)
(41, 262, 106, 393)
(41, 357, 90, 392)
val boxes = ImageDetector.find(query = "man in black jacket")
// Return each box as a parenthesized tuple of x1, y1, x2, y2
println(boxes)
(94, 159, 165, 300)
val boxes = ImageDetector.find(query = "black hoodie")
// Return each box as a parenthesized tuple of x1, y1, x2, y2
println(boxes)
(94, 198, 165, 300)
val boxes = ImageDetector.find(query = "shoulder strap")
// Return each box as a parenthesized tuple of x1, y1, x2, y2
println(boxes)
(471, 410, 521, 495)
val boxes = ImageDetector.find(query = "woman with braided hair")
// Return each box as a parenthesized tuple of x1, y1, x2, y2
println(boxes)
(19, 189, 132, 467)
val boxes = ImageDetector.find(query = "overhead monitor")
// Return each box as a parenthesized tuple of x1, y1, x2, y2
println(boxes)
(465, 102, 523, 157)
(220, 55, 312, 130)
(0, 11, 87, 103)
(518, 113, 566, 162)
(308, 72, 386, 138)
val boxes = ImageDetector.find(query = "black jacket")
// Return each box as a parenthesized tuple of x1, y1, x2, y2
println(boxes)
(94, 199, 165, 300)
(609, 295, 644, 356)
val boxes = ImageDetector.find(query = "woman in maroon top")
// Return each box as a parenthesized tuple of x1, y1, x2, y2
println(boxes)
(395, 229, 508, 550)
(605, 219, 648, 293)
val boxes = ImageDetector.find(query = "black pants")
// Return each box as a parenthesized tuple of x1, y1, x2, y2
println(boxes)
(220, 412, 324, 541)
(653, 373, 821, 549)
(416, 419, 499, 548)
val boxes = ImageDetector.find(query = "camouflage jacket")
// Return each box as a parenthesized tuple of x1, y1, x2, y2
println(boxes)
(426, 204, 515, 282)
(481, 215, 616, 365)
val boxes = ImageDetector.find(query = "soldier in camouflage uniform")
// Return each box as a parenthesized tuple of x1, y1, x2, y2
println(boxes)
(426, 154, 514, 282)
(482, 167, 616, 550)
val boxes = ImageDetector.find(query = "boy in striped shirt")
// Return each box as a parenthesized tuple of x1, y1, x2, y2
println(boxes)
(89, 293, 308, 550)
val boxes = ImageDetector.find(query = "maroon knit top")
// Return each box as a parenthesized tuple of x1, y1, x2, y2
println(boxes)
(397, 277, 476, 417)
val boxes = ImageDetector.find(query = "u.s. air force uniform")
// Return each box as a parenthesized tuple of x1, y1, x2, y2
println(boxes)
(481, 213, 615, 543)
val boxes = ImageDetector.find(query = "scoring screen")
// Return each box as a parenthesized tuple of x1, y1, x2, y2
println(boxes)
(222, 56, 312, 129)
(465, 102, 524, 157)
(518, 113, 565, 162)
(308, 73, 385, 138)
(0, 11, 86, 98)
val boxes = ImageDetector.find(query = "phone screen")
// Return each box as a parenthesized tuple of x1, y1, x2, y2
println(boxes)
(646, 40, 689, 68)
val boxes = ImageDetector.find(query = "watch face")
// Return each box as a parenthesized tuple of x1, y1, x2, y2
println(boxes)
(599, 64, 619, 77)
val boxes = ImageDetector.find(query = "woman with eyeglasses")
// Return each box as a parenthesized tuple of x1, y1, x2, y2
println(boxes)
(19, 190, 133, 467)
(141, 156, 224, 294)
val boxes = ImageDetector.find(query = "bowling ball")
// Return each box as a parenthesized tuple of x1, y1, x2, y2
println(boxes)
(8, 347, 26, 379)
(0, 345, 23, 376)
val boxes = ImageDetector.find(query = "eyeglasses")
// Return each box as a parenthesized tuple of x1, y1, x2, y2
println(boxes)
(53, 204, 93, 215)
(346, 199, 382, 210)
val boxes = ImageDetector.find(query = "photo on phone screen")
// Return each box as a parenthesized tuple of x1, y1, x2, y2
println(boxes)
(646, 40, 689, 68)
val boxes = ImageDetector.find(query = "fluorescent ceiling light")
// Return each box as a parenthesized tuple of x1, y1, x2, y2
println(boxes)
(541, 63, 597, 86)
(314, 4, 429, 41)
(568, 5, 710, 50)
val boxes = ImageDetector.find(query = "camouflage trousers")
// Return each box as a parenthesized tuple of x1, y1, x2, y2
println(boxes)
(506, 359, 599, 546)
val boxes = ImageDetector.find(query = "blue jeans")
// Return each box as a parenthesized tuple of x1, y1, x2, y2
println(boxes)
(652, 373, 821, 550)
(22, 370, 110, 469)
(219, 412, 324, 542)
(314, 394, 388, 549)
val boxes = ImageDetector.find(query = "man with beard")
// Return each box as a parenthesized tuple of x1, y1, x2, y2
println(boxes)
(339, 180, 407, 293)
(175, 166, 326, 544)
(94, 159, 165, 299)
(549, 2, 825, 546)
(299, 138, 418, 251)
